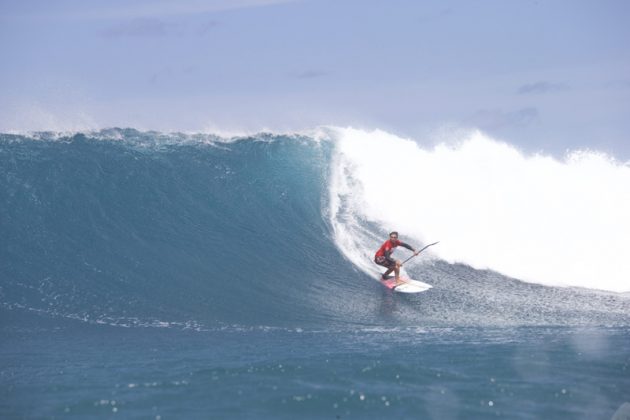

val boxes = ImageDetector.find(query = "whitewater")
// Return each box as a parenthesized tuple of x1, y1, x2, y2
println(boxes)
(329, 127, 630, 293)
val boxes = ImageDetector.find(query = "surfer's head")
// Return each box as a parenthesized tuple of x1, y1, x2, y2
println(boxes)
(389, 231, 398, 241)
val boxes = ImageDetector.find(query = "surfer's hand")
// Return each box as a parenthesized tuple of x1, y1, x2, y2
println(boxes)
(414, 250, 420, 256)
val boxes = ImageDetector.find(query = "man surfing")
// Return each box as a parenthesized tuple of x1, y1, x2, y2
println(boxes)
(374, 232, 419, 286)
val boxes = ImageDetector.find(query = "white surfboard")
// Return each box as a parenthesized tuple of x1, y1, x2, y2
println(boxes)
(380, 275, 432, 293)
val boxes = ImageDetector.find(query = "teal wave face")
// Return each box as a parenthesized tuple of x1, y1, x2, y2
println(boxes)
(0, 131, 370, 328)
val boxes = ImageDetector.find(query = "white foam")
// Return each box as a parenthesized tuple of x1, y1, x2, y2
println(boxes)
(329, 127, 630, 293)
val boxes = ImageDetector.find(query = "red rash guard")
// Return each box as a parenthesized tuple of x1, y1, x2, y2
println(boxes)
(375, 239, 414, 263)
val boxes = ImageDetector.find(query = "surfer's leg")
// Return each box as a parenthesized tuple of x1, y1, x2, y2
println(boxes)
(394, 261, 402, 284)
(376, 256, 395, 280)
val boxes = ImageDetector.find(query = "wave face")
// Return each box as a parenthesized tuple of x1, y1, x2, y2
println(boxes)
(1, 128, 629, 329)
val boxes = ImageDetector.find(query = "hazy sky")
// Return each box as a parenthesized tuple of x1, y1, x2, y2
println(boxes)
(1, 0, 629, 158)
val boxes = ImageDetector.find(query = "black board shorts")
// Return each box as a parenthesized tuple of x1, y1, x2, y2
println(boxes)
(374, 255, 396, 270)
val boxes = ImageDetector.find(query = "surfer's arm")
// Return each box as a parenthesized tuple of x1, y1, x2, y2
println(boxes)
(399, 242, 415, 253)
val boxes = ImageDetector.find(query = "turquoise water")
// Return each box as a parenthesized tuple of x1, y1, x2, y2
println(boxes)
(1, 130, 629, 418)
(3, 316, 629, 419)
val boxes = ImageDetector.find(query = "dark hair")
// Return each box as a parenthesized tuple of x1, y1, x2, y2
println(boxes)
(389, 231, 398, 237)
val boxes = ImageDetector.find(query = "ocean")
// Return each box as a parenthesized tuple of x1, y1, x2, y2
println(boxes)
(1, 128, 629, 419)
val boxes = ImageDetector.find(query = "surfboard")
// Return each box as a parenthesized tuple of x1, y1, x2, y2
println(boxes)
(380, 275, 432, 293)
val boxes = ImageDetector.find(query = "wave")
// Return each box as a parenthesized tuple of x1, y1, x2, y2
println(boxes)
(1, 128, 629, 330)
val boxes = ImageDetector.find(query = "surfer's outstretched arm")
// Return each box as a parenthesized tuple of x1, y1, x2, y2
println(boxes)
(399, 242, 417, 254)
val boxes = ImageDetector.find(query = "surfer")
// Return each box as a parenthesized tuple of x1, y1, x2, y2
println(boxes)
(374, 232, 419, 285)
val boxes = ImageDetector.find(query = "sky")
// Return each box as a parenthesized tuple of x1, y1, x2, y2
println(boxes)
(1, 0, 629, 158)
